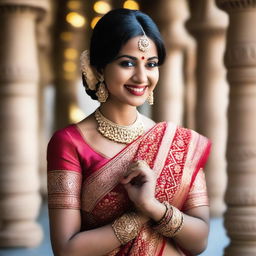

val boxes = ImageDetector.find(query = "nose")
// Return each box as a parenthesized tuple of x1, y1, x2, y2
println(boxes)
(132, 64, 148, 84)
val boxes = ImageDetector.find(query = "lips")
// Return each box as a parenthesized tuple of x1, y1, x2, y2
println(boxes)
(125, 85, 147, 96)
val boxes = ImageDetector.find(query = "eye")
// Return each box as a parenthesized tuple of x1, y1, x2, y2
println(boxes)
(146, 61, 159, 68)
(119, 60, 135, 67)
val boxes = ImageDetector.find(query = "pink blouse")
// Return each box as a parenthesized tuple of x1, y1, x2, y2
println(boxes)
(47, 124, 109, 179)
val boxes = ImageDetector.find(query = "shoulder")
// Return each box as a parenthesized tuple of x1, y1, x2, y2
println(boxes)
(167, 122, 210, 141)
(162, 122, 212, 152)
(48, 124, 77, 146)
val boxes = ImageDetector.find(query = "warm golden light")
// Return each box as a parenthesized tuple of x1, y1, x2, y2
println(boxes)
(63, 61, 77, 72)
(60, 32, 73, 41)
(64, 73, 76, 80)
(93, 1, 111, 14)
(64, 48, 78, 60)
(66, 12, 86, 27)
(91, 16, 102, 29)
(67, 0, 81, 10)
(69, 104, 86, 123)
(123, 0, 139, 10)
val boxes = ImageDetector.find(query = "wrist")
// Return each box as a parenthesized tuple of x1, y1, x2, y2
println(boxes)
(140, 199, 167, 222)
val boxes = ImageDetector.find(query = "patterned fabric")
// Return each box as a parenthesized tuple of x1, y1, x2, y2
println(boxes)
(47, 122, 211, 256)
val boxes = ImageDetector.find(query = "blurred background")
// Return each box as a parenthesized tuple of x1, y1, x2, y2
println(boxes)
(1, 0, 256, 255)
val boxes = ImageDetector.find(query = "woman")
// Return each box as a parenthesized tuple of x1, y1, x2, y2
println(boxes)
(47, 8, 211, 256)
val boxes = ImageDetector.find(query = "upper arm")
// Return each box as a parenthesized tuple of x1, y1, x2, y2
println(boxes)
(49, 209, 81, 254)
(47, 129, 83, 252)
(183, 169, 210, 224)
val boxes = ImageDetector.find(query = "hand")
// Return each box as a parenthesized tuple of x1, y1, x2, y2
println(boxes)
(120, 160, 157, 213)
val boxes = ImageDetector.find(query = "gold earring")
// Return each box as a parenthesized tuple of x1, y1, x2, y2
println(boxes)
(147, 91, 154, 105)
(96, 80, 108, 103)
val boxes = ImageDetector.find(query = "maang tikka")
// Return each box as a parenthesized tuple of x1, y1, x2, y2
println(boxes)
(138, 24, 150, 52)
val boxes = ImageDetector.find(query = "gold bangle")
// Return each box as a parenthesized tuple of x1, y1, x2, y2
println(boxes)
(173, 214, 184, 237)
(152, 202, 184, 237)
(112, 212, 142, 245)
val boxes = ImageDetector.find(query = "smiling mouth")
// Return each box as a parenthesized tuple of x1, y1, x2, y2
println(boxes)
(125, 85, 147, 96)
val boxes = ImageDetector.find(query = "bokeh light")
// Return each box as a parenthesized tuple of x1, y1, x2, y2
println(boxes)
(67, 0, 81, 10)
(64, 48, 78, 60)
(69, 104, 86, 123)
(123, 0, 139, 10)
(60, 32, 73, 41)
(63, 61, 77, 72)
(91, 16, 102, 29)
(93, 1, 111, 14)
(66, 12, 86, 27)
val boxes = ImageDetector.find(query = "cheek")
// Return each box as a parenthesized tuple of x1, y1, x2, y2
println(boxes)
(105, 69, 131, 86)
(151, 70, 159, 86)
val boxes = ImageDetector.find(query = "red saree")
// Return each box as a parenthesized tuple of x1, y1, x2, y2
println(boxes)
(47, 122, 211, 256)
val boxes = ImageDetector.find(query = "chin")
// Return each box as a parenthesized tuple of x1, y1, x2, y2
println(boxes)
(128, 99, 147, 107)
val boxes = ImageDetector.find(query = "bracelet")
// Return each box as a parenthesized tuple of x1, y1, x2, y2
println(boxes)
(152, 201, 184, 238)
(112, 212, 142, 245)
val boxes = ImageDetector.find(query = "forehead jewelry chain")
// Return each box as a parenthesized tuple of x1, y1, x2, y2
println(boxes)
(138, 24, 150, 52)
(94, 108, 144, 144)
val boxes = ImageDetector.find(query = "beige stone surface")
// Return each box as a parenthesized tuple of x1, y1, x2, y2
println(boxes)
(0, 0, 48, 248)
(187, 0, 228, 217)
(217, 0, 256, 254)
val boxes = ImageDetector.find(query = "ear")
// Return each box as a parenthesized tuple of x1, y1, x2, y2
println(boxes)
(91, 67, 104, 81)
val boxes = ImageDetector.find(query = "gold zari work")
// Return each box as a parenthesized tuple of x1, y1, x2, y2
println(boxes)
(112, 212, 142, 245)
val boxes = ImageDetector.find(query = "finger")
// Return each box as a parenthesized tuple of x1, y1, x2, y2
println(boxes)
(120, 169, 141, 184)
(134, 160, 150, 170)
(122, 182, 133, 191)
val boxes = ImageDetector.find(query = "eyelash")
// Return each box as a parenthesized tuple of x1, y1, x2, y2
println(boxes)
(119, 60, 158, 68)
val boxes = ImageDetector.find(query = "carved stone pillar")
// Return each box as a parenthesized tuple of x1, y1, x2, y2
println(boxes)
(53, 0, 86, 130)
(187, 0, 229, 217)
(141, 0, 195, 125)
(216, 0, 256, 254)
(37, 1, 54, 196)
(0, 0, 48, 247)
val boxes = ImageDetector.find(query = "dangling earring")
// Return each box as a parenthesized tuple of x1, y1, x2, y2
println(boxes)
(96, 78, 108, 103)
(147, 91, 154, 105)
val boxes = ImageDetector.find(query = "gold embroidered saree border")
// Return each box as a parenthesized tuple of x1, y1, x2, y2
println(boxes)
(171, 130, 209, 209)
(153, 122, 177, 178)
(48, 170, 82, 209)
(82, 123, 165, 212)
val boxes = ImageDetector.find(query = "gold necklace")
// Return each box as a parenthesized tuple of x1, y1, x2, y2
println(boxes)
(94, 108, 144, 144)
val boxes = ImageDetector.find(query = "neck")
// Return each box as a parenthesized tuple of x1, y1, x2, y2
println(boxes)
(99, 102, 137, 126)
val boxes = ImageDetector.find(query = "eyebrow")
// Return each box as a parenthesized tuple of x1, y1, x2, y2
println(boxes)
(114, 55, 159, 61)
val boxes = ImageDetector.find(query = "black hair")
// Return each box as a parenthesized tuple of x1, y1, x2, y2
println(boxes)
(83, 8, 166, 99)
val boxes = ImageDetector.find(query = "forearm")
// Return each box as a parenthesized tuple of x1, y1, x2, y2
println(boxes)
(57, 224, 120, 256)
(172, 213, 209, 254)
(139, 200, 209, 255)
(50, 212, 149, 256)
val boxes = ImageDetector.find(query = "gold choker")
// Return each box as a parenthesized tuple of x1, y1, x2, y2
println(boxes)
(94, 108, 144, 144)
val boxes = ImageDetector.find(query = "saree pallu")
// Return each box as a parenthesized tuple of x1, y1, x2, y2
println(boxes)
(47, 121, 211, 256)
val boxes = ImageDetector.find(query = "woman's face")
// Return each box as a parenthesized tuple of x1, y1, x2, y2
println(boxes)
(103, 36, 159, 107)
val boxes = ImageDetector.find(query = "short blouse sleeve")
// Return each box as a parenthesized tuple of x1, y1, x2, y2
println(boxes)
(182, 168, 209, 211)
(182, 133, 211, 211)
(47, 128, 82, 210)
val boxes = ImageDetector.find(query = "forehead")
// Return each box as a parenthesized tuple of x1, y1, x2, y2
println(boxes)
(118, 36, 158, 56)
